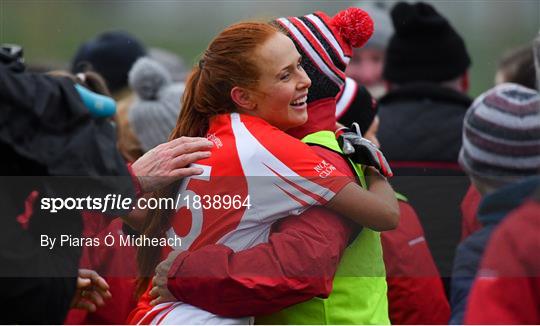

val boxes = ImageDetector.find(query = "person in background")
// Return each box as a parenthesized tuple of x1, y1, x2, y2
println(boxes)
(0, 44, 133, 324)
(338, 78, 450, 324)
(346, 1, 393, 99)
(463, 30, 540, 325)
(377, 2, 473, 293)
(48, 69, 112, 97)
(335, 76, 379, 135)
(459, 185, 482, 241)
(71, 31, 147, 101)
(463, 186, 540, 324)
(449, 83, 540, 324)
(65, 57, 187, 324)
(0, 43, 212, 324)
(495, 43, 536, 89)
(148, 47, 188, 83)
(460, 42, 536, 242)
(71, 30, 149, 162)
(117, 57, 184, 162)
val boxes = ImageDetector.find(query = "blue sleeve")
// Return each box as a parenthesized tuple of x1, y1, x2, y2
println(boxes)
(449, 228, 493, 324)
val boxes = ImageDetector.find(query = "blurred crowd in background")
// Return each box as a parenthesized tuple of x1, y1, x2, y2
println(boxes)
(1, 0, 539, 325)
(4, 0, 539, 96)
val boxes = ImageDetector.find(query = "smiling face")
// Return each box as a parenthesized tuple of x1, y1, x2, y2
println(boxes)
(248, 32, 312, 131)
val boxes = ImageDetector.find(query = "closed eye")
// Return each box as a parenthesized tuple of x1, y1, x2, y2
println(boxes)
(278, 56, 303, 81)
(280, 72, 291, 81)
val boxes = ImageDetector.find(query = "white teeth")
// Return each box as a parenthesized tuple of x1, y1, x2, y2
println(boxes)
(291, 95, 307, 105)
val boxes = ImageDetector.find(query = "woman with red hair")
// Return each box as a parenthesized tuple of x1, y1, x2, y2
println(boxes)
(130, 20, 398, 324)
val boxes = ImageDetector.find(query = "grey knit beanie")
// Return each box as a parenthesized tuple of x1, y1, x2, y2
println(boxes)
(128, 57, 183, 152)
(459, 83, 540, 180)
(148, 47, 188, 83)
(354, 1, 393, 49)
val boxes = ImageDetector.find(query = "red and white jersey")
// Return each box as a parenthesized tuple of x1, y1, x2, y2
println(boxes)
(131, 113, 351, 325)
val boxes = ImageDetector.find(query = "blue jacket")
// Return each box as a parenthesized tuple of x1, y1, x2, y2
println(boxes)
(449, 176, 540, 324)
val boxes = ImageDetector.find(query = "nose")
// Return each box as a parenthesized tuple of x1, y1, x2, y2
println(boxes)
(298, 69, 311, 90)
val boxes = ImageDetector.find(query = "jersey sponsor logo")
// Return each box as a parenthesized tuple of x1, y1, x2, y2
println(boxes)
(314, 159, 337, 178)
(207, 133, 223, 149)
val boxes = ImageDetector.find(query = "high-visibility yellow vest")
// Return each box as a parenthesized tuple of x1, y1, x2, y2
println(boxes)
(257, 130, 390, 325)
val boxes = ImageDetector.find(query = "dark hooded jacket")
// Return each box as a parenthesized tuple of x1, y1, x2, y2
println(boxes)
(378, 82, 472, 286)
(449, 176, 540, 324)
(0, 63, 133, 324)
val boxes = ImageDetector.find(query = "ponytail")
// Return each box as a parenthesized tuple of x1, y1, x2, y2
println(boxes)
(169, 67, 209, 139)
(136, 68, 207, 296)
(136, 21, 280, 296)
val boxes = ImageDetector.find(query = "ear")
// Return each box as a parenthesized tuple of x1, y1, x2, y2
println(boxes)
(230, 86, 256, 111)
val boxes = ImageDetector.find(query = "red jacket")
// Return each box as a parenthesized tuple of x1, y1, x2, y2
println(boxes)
(65, 164, 143, 324)
(166, 146, 449, 323)
(165, 146, 354, 317)
(17, 195, 130, 325)
(382, 200, 450, 324)
(464, 198, 540, 324)
(460, 185, 482, 241)
(65, 218, 139, 324)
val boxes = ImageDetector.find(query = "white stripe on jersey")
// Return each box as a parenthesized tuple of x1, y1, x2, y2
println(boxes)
(215, 113, 338, 251)
(231, 112, 336, 201)
(146, 113, 340, 325)
(150, 302, 252, 325)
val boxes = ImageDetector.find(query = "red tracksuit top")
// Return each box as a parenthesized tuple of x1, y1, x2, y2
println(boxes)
(465, 199, 540, 324)
(165, 145, 450, 324)
(129, 113, 351, 324)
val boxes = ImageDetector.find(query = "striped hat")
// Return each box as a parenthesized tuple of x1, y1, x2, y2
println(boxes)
(459, 83, 540, 179)
(274, 8, 373, 104)
(336, 77, 379, 134)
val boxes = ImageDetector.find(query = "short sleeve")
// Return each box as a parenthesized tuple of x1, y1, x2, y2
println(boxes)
(236, 114, 352, 208)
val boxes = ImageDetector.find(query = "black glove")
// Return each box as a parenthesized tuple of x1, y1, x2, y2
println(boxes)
(337, 123, 393, 178)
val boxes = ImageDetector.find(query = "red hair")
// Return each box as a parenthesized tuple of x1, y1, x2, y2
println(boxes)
(137, 21, 280, 295)
(171, 21, 280, 139)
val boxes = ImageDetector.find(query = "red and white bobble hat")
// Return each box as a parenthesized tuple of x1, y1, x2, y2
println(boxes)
(275, 8, 374, 103)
